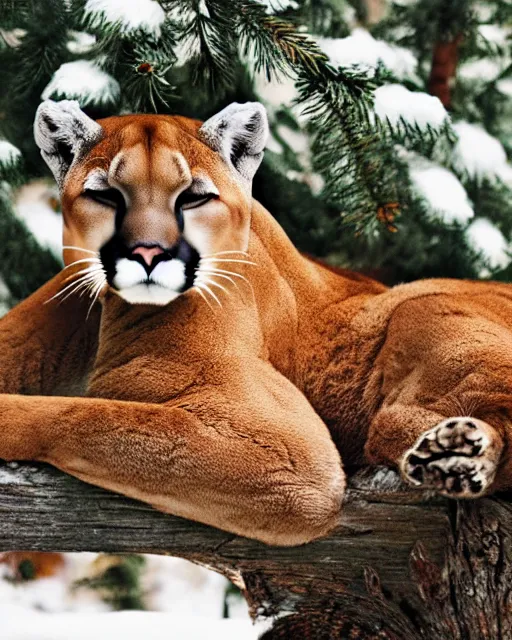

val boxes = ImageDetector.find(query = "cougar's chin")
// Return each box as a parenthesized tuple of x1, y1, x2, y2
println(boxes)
(115, 283, 182, 305)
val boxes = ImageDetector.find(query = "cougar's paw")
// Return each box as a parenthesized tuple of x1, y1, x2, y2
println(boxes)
(401, 417, 503, 498)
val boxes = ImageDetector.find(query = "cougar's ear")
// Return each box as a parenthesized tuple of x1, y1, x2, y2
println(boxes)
(199, 102, 268, 186)
(34, 100, 103, 189)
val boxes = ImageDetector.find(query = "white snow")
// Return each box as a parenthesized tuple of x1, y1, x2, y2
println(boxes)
(14, 180, 62, 259)
(84, 0, 166, 36)
(0, 28, 25, 48)
(0, 552, 259, 638)
(408, 158, 474, 224)
(317, 28, 418, 79)
(0, 468, 22, 485)
(0, 554, 108, 613)
(142, 555, 232, 617)
(254, 74, 298, 111)
(0, 553, 260, 639)
(0, 606, 258, 640)
(286, 170, 324, 195)
(474, 3, 494, 21)
(374, 84, 449, 130)
(478, 24, 510, 48)
(497, 78, 512, 96)
(265, 133, 283, 154)
(0, 140, 21, 166)
(277, 125, 309, 154)
(0, 274, 10, 303)
(67, 31, 96, 54)
(466, 218, 510, 271)
(259, 0, 298, 11)
(452, 121, 512, 184)
(459, 58, 503, 82)
(42, 60, 120, 106)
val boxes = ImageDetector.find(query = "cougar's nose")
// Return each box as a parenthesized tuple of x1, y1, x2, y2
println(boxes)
(131, 245, 165, 267)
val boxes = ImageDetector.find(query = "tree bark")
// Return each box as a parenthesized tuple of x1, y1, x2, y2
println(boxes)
(1, 461, 511, 638)
(428, 36, 463, 110)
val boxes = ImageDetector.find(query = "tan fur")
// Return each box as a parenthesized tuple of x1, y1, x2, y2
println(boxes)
(1, 114, 512, 545)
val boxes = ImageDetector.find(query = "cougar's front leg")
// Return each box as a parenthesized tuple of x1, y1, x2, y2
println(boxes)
(0, 268, 100, 395)
(0, 391, 344, 546)
(366, 404, 504, 498)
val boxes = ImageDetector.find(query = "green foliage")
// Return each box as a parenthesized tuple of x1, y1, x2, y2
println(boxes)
(17, 559, 36, 581)
(73, 555, 147, 611)
(340, 200, 482, 283)
(0, 0, 71, 171)
(1, 0, 414, 234)
(222, 580, 243, 618)
(254, 157, 340, 256)
(1, 0, 512, 300)
(289, 0, 352, 38)
(373, 0, 477, 75)
(0, 189, 60, 303)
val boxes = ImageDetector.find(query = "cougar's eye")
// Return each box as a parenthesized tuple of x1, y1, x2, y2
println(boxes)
(176, 191, 217, 211)
(83, 188, 125, 209)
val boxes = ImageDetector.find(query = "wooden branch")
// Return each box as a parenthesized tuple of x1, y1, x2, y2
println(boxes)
(428, 35, 463, 109)
(1, 461, 511, 638)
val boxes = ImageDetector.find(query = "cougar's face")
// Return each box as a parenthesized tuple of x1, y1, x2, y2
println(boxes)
(61, 116, 253, 305)
(34, 100, 268, 305)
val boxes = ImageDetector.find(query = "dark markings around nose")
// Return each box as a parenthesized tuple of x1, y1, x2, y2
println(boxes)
(176, 205, 184, 233)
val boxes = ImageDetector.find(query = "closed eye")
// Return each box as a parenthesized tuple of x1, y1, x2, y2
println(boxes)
(83, 188, 125, 209)
(176, 191, 218, 211)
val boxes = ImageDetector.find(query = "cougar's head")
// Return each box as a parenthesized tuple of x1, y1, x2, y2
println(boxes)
(34, 100, 268, 305)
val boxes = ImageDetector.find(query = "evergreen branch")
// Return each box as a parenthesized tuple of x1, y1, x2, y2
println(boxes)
(296, 67, 407, 230)
(0, 148, 25, 187)
(237, 1, 331, 79)
(288, 0, 351, 39)
(122, 60, 175, 113)
(232, 1, 411, 229)
(178, 0, 238, 91)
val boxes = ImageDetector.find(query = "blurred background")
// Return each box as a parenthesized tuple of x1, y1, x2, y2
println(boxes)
(1, 0, 512, 637)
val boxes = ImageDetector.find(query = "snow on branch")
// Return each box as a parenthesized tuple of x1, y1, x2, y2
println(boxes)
(83, 0, 166, 37)
(317, 28, 418, 80)
(0, 141, 21, 168)
(41, 60, 120, 107)
(452, 121, 512, 184)
(374, 84, 449, 131)
(408, 157, 474, 225)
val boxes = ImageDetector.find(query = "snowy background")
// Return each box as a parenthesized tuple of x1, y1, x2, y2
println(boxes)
(0, 552, 264, 639)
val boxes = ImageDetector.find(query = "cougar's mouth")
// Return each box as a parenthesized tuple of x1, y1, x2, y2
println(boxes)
(100, 236, 200, 305)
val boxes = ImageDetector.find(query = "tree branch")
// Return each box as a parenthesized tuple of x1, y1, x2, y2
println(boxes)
(1, 462, 511, 638)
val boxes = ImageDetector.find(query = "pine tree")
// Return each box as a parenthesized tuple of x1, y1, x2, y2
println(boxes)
(0, 0, 511, 306)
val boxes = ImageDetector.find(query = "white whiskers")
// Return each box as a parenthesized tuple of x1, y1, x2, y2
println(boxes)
(87, 276, 106, 318)
(194, 286, 215, 311)
(201, 250, 250, 258)
(199, 258, 257, 266)
(46, 251, 107, 311)
(63, 245, 99, 256)
(193, 250, 257, 310)
(195, 280, 223, 308)
(62, 257, 102, 271)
